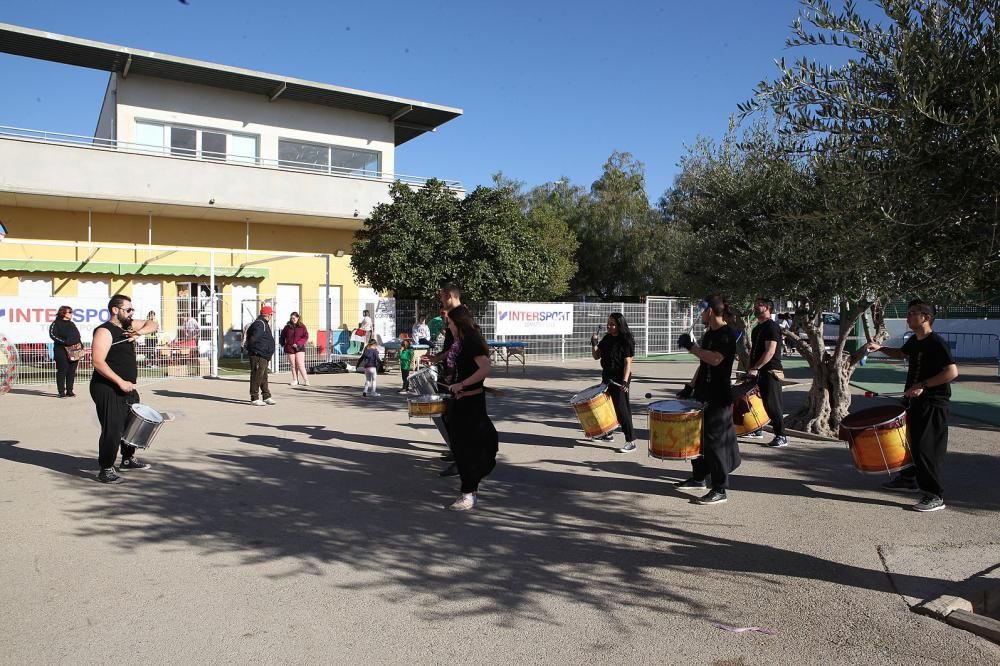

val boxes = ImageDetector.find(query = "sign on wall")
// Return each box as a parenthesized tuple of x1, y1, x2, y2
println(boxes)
(0, 297, 112, 343)
(494, 302, 574, 336)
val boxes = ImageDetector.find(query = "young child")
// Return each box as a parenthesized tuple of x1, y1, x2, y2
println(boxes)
(359, 340, 381, 397)
(398, 339, 415, 394)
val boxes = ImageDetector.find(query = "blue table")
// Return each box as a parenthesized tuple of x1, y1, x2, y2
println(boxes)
(487, 340, 527, 373)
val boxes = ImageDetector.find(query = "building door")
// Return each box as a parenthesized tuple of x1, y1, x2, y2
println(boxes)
(317, 285, 342, 355)
(276, 284, 301, 331)
(132, 281, 162, 322)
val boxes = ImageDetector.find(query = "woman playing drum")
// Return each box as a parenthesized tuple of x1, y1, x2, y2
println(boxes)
(590, 313, 636, 453)
(442, 305, 499, 511)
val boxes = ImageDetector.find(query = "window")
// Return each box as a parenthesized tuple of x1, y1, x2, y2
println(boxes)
(18, 278, 52, 298)
(134, 121, 258, 164)
(279, 139, 380, 176)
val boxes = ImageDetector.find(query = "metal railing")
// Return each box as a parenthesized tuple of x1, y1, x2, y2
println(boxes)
(0, 124, 463, 190)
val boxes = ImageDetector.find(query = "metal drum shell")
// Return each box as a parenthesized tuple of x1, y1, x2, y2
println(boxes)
(121, 403, 165, 450)
(408, 393, 451, 418)
(408, 366, 439, 396)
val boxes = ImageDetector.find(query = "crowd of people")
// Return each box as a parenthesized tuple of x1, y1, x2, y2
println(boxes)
(79, 286, 957, 514)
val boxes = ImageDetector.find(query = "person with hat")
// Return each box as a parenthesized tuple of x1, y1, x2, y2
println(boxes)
(245, 304, 276, 406)
(866, 300, 958, 512)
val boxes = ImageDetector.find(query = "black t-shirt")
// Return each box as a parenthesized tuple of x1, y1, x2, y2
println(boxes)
(750, 319, 783, 372)
(694, 325, 737, 405)
(598, 334, 634, 384)
(902, 332, 955, 405)
(90, 321, 137, 390)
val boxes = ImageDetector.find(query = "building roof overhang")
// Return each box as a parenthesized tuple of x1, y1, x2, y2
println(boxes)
(0, 22, 463, 146)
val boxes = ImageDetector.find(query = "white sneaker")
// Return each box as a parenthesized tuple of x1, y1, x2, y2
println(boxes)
(251, 399, 266, 406)
(264, 398, 277, 405)
(370, 392, 381, 397)
(302, 380, 310, 387)
(290, 380, 299, 386)
(447, 493, 477, 511)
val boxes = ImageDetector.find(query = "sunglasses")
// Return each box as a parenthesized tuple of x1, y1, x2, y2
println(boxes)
(118, 307, 135, 314)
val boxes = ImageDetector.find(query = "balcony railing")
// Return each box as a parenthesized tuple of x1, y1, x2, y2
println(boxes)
(0, 124, 462, 190)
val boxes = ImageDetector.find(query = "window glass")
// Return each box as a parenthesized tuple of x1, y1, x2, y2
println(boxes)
(202, 132, 227, 161)
(170, 127, 197, 157)
(278, 140, 328, 171)
(229, 134, 257, 164)
(135, 122, 165, 153)
(17, 278, 52, 297)
(330, 147, 380, 176)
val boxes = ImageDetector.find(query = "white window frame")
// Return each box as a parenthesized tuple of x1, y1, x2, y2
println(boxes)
(134, 119, 259, 164)
(277, 137, 381, 177)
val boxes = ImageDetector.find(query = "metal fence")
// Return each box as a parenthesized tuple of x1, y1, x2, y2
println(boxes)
(7, 296, 701, 386)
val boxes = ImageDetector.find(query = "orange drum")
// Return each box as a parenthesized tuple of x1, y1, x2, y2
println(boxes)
(647, 400, 703, 460)
(570, 384, 618, 438)
(732, 383, 770, 435)
(838, 405, 913, 474)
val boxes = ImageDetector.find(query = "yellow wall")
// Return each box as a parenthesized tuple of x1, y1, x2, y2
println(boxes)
(0, 205, 363, 337)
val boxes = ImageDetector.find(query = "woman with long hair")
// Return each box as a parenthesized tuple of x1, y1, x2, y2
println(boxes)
(279, 312, 310, 387)
(48, 305, 82, 398)
(590, 312, 636, 452)
(442, 305, 499, 511)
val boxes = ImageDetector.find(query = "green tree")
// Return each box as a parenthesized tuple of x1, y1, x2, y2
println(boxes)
(523, 179, 583, 300)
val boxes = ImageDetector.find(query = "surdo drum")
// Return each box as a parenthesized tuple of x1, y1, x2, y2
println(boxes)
(647, 399, 703, 460)
(121, 404, 165, 450)
(408, 365, 440, 396)
(732, 382, 770, 435)
(838, 405, 913, 475)
(408, 393, 451, 419)
(569, 384, 618, 439)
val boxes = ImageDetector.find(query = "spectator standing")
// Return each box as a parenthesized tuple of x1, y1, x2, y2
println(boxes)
(398, 339, 415, 393)
(359, 340, 381, 397)
(280, 312, 310, 387)
(358, 309, 374, 341)
(48, 305, 82, 398)
(245, 305, 276, 406)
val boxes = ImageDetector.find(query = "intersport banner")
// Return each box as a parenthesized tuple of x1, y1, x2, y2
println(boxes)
(0, 297, 112, 343)
(494, 302, 573, 336)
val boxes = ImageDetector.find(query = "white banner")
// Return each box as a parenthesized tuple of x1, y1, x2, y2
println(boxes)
(0, 297, 111, 343)
(495, 302, 574, 336)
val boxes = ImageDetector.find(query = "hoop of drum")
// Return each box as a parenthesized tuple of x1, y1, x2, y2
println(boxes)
(569, 382, 913, 475)
(406, 365, 451, 418)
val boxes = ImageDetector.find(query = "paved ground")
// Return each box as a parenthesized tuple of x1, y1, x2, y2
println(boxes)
(1, 360, 998, 664)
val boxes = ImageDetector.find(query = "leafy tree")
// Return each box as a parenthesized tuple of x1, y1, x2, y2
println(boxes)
(523, 179, 583, 300)
(351, 179, 559, 302)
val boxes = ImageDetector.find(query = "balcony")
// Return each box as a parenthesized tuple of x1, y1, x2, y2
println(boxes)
(0, 125, 462, 228)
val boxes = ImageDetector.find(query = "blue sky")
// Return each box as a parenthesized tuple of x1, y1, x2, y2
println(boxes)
(0, 1, 813, 199)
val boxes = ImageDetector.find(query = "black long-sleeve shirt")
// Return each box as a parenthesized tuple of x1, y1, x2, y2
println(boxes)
(49, 318, 82, 346)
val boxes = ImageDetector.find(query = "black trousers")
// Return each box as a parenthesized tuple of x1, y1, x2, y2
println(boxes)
(607, 383, 634, 442)
(53, 345, 79, 396)
(447, 392, 499, 494)
(899, 400, 949, 498)
(757, 371, 785, 436)
(249, 355, 271, 400)
(91, 382, 138, 469)
(691, 402, 741, 490)
(401, 369, 411, 390)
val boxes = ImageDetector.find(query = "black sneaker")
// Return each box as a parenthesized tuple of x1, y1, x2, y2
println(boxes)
(881, 475, 920, 493)
(594, 432, 615, 441)
(766, 436, 788, 448)
(912, 494, 945, 512)
(674, 478, 708, 490)
(120, 457, 151, 471)
(695, 489, 728, 505)
(97, 467, 123, 484)
(438, 462, 459, 477)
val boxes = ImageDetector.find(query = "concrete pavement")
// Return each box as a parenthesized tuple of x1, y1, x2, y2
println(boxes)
(1, 359, 997, 664)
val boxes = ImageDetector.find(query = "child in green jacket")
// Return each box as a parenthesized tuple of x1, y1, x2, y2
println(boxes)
(398, 339, 415, 393)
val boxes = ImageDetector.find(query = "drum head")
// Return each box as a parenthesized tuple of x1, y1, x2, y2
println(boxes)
(841, 405, 905, 429)
(131, 403, 164, 424)
(731, 382, 758, 399)
(570, 383, 608, 404)
(649, 399, 702, 414)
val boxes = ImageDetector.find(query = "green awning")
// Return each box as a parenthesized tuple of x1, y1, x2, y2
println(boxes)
(0, 259, 268, 279)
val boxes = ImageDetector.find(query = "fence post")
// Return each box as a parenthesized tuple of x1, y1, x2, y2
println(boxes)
(667, 298, 673, 353)
(643, 298, 649, 358)
(209, 250, 219, 378)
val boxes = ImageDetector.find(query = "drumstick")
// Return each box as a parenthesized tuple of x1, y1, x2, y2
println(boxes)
(436, 379, 505, 397)
(850, 382, 906, 398)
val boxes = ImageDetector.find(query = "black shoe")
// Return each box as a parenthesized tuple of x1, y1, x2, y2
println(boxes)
(97, 467, 123, 484)
(695, 489, 728, 505)
(438, 463, 459, 477)
(766, 436, 788, 448)
(120, 457, 151, 471)
(881, 475, 920, 493)
(674, 478, 708, 490)
(58, 393, 67, 398)
(440, 452, 455, 462)
(66, 391, 76, 397)
(594, 432, 615, 442)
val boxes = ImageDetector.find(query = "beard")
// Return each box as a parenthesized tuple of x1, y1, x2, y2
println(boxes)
(119, 316, 134, 330)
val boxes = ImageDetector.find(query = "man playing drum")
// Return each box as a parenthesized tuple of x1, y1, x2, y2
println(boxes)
(866, 300, 958, 512)
(90, 294, 159, 484)
(746, 297, 788, 448)
(420, 283, 463, 477)
(674, 295, 741, 505)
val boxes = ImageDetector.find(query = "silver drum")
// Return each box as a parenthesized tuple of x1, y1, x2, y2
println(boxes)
(408, 365, 439, 396)
(121, 403, 165, 450)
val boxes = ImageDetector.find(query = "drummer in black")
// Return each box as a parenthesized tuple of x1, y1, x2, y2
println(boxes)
(746, 297, 788, 447)
(90, 295, 159, 484)
(866, 300, 958, 512)
(675, 295, 741, 505)
(591, 312, 636, 453)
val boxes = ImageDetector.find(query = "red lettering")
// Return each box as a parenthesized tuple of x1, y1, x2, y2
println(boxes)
(46, 309, 57, 322)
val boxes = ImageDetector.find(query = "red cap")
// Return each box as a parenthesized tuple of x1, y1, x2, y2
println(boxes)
(260, 305, 273, 315)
